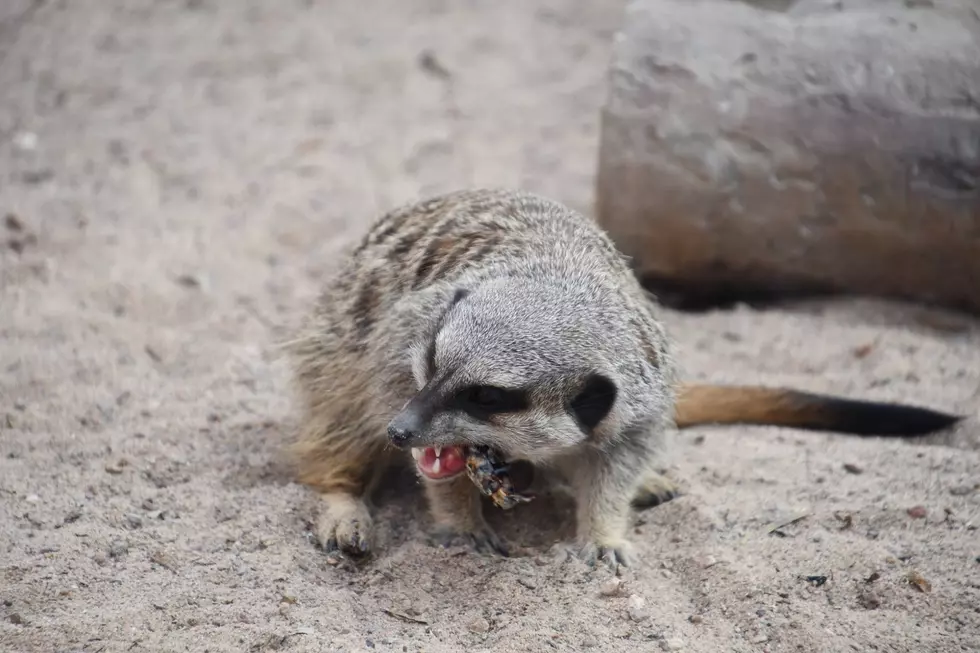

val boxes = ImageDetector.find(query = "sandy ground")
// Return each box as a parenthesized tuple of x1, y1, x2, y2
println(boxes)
(1, 1, 979, 652)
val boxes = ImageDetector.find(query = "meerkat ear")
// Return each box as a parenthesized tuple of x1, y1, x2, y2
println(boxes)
(569, 373, 618, 432)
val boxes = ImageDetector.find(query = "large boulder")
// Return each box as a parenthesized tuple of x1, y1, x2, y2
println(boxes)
(595, 0, 980, 312)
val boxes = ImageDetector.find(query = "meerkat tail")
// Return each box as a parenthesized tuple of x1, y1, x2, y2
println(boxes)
(673, 383, 963, 436)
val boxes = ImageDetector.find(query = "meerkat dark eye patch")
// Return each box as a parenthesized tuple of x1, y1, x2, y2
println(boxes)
(453, 384, 529, 420)
(569, 373, 617, 431)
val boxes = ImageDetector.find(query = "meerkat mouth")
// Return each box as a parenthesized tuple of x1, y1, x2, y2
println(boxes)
(411, 446, 467, 480)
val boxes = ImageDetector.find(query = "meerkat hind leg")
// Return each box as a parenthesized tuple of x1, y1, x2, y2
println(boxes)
(424, 475, 509, 556)
(632, 470, 681, 510)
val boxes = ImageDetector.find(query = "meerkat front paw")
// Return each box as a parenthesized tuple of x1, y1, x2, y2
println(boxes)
(577, 538, 636, 570)
(429, 522, 510, 557)
(316, 493, 373, 557)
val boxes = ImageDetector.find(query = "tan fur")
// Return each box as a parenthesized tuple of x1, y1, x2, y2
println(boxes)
(674, 384, 827, 429)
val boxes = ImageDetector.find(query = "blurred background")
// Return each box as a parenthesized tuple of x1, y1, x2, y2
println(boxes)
(1, 2, 977, 652)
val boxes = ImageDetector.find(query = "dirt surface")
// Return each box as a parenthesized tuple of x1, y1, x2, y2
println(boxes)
(1, 1, 978, 652)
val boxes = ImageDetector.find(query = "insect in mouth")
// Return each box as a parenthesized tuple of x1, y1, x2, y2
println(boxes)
(464, 445, 535, 510)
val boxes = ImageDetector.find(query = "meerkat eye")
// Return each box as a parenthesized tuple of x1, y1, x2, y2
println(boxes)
(455, 384, 528, 419)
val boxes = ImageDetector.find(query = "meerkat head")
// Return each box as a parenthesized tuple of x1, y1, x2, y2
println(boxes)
(386, 275, 648, 482)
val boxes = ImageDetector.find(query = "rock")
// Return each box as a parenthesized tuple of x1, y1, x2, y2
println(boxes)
(858, 590, 881, 610)
(150, 550, 177, 571)
(12, 131, 37, 152)
(596, 0, 980, 314)
(627, 594, 650, 622)
(125, 513, 143, 529)
(599, 577, 624, 597)
(108, 539, 128, 558)
(105, 459, 128, 475)
(581, 633, 600, 648)
(697, 555, 718, 569)
(516, 574, 537, 590)
(907, 506, 928, 519)
(688, 614, 703, 624)
(465, 614, 490, 634)
(662, 638, 685, 651)
(843, 463, 863, 475)
(63, 509, 83, 524)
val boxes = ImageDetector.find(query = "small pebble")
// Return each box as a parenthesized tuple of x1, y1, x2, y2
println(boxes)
(688, 614, 703, 624)
(599, 577, 623, 597)
(751, 633, 769, 644)
(125, 513, 143, 529)
(12, 131, 37, 151)
(517, 575, 537, 590)
(466, 615, 490, 634)
(24, 494, 40, 503)
(627, 594, 650, 622)
(105, 460, 128, 475)
(8, 613, 26, 625)
(906, 506, 927, 519)
(858, 590, 881, 610)
(580, 633, 599, 648)
(108, 539, 128, 558)
(663, 637, 685, 650)
(949, 485, 974, 496)
(150, 550, 177, 570)
(843, 463, 863, 475)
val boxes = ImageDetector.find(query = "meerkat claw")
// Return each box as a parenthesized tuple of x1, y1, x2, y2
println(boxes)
(632, 473, 682, 510)
(470, 530, 509, 557)
(315, 502, 373, 558)
(430, 524, 510, 557)
(578, 541, 634, 570)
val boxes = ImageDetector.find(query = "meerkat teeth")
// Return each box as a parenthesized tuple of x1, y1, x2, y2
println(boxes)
(431, 458, 441, 475)
(411, 448, 422, 461)
(434, 446, 443, 457)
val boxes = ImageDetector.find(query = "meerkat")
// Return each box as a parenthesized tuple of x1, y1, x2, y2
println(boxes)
(283, 188, 961, 569)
